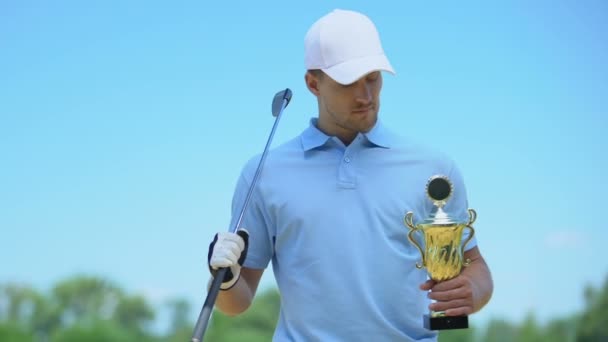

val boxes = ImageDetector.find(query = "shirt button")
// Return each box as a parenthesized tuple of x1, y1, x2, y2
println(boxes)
(344, 156, 351, 163)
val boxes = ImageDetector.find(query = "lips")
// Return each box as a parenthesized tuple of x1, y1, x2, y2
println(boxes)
(352, 106, 373, 114)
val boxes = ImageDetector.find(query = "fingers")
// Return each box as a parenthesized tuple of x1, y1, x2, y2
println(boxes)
(210, 232, 246, 268)
(218, 232, 245, 251)
(428, 285, 473, 301)
(428, 276, 466, 292)
(429, 299, 472, 314)
(419, 279, 436, 291)
(420, 276, 467, 292)
(210, 249, 239, 268)
(422, 275, 475, 316)
(445, 306, 474, 316)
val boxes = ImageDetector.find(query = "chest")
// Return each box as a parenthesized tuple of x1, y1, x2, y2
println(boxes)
(258, 152, 440, 262)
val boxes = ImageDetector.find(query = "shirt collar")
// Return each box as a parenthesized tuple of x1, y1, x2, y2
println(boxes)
(300, 118, 331, 151)
(362, 120, 392, 148)
(300, 118, 393, 151)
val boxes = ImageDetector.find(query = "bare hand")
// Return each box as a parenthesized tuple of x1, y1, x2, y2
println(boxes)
(420, 274, 477, 316)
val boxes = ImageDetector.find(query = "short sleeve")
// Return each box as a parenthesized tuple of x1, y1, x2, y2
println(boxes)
(228, 157, 274, 269)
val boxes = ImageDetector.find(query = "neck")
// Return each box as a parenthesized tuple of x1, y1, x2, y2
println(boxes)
(316, 116, 357, 146)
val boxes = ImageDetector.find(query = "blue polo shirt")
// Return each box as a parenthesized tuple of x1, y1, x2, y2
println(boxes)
(230, 118, 477, 341)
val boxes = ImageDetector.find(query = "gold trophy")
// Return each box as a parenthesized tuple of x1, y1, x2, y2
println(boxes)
(404, 175, 476, 330)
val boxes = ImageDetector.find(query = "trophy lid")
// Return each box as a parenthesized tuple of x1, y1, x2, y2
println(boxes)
(420, 175, 459, 226)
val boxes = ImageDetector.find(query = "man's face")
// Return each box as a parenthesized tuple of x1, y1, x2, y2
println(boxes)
(310, 71, 383, 142)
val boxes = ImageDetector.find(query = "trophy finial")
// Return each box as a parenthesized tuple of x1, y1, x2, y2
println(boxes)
(426, 175, 453, 208)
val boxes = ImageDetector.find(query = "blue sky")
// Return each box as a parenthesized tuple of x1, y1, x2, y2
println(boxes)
(1, 0, 607, 329)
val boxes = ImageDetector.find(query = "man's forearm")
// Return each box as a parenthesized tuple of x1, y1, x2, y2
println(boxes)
(214, 267, 263, 316)
(462, 249, 493, 313)
(215, 277, 255, 316)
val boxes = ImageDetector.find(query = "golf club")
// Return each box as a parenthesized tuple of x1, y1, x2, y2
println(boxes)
(191, 88, 293, 342)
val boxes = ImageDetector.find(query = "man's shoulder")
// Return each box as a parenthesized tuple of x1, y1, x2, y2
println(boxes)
(239, 135, 303, 175)
(386, 129, 456, 167)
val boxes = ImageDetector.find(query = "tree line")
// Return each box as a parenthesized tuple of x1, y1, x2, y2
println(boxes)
(0, 274, 606, 341)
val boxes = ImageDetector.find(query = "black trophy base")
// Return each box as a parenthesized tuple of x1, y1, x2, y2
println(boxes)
(424, 314, 469, 330)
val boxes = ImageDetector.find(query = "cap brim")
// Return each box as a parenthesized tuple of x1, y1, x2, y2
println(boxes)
(322, 54, 395, 85)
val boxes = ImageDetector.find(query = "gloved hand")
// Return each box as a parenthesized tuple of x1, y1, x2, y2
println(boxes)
(207, 229, 249, 290)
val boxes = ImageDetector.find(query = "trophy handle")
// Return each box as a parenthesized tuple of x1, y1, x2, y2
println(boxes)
(467, 208, 477, 225)
(405, 212, 425, 269)
(404, 211, 416, 230)
(461, 209, 477, 267)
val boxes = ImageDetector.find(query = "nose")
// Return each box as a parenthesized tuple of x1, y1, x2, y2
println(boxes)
(354, 80, 372, 105)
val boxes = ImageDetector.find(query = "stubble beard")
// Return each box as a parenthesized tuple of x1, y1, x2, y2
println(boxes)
(327, 104, 379, 135)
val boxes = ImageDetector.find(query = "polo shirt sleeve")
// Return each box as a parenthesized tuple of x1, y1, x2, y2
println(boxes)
(228, 158, 274, 270)
(444, 159, 478, 252)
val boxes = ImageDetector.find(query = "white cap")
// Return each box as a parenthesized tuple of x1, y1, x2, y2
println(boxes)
(304, 9, 395, 85)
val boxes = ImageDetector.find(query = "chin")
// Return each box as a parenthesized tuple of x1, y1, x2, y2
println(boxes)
(362, 115, 378, 131)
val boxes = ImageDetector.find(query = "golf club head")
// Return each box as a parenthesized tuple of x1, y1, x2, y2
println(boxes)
(272, 88, 292, 117)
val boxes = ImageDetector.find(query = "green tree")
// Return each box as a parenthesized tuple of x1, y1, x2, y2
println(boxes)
(545, 316, 578, 342)
(50, 321, 146, 342)
(0, 322, 34, 342)
(114, 295, 155, 334)
(0, 275, 166, 341)
(165, 298, 194, 342)
(576, 276, 608, 341)
(52, 275, 123, 326)
(0, 283, 59, 339)
(439, 326, 477, 342)
(481, 318, 517, 342)
(516, 312, 544, 342)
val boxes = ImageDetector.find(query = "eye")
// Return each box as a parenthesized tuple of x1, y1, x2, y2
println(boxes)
(367, 72, 380, 82)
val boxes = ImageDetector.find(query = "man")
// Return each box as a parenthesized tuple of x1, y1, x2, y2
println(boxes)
(207, 9, 493, 341)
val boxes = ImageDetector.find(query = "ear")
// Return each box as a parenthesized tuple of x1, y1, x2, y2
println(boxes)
(305, 71, 321, 96)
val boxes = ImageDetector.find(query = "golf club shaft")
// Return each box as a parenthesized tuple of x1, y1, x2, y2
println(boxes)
(190, 94, 289, 342)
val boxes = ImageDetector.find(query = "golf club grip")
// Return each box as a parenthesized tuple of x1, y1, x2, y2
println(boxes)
(191, 267, 228, 342)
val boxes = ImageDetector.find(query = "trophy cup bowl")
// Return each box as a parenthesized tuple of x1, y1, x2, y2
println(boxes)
(404, 175, 476, 330)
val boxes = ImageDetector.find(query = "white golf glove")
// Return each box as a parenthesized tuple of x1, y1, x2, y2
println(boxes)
(207, 228, 249, 290)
